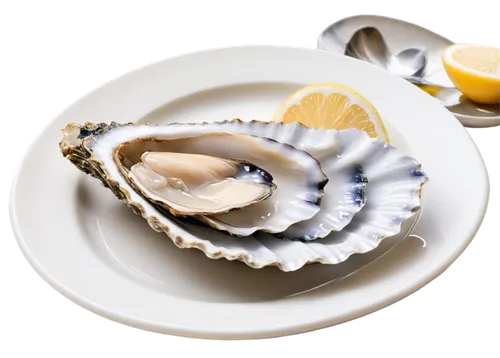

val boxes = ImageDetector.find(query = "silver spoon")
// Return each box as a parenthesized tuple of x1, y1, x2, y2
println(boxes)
(345, 27, 454, 89)
(395, 48, 428, 77)
(405, 75, 451, 87)
(345, 27, 428, 77)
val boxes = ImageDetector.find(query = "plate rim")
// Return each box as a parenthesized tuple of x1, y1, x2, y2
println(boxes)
(9, 45, 490, 339)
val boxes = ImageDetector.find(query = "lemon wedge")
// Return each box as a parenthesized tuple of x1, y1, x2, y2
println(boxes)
(442, 44, 500, 104)
(273, 83, 389, 142)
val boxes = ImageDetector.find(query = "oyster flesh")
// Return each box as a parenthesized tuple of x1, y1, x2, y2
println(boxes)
(125, 151, 276, 215)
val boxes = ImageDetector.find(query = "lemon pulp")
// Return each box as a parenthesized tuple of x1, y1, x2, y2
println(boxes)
(442, 44, 500, 104)
(273, 83, 389, 142)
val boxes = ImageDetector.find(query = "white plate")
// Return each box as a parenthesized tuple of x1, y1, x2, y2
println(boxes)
(10, 46, 489, 339)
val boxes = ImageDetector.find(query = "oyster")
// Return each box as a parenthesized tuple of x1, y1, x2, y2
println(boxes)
(60, 120, 427, 271)
(60, 121, 327, 234)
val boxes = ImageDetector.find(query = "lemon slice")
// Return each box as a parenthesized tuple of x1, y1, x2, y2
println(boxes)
(442, 44, 500, 104)
(273, 83, 389, 142)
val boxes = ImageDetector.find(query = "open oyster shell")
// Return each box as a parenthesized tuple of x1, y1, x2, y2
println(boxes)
(60, 121, 328, 235)
(60, 120, 427, 271)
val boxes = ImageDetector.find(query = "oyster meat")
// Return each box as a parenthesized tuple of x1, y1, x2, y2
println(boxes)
(126, 151, 275, 215)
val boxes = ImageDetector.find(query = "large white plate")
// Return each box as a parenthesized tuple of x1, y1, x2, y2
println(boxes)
(10, 46, 489, 339)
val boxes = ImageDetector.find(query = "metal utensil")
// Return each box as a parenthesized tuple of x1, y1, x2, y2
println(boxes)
(395, 48, 428, 77)
(405, 75, 441, 87)
(345, 27, 428, 78)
